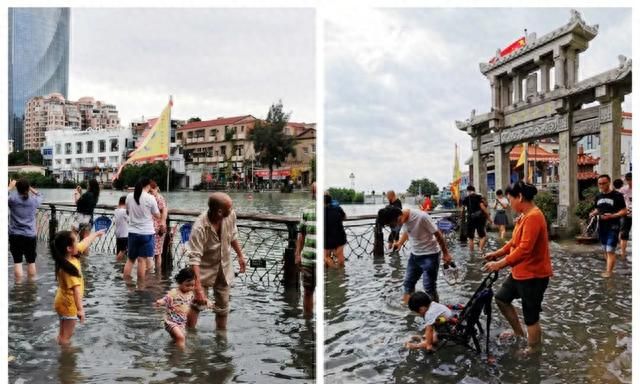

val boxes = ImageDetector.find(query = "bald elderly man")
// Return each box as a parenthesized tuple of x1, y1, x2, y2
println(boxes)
(187, 192, 246, 330)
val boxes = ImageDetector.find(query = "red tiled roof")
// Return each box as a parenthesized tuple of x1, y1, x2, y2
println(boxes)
(509, 144, 559, 162)
(178, 115, 252, 131)
(577, 153, 599, 165)
(577, 171, 599, 180)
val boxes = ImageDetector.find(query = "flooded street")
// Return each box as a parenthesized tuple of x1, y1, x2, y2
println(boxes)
(325, 205, 631, 383)
(9, 191, 315, 383)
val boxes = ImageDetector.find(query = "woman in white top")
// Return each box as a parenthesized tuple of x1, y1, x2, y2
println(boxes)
(493, 189, 510, 240)
(124, 177, 161, 281)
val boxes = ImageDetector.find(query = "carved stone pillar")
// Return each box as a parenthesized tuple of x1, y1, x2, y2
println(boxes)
(472, 136, 481, 192)
(540, 61, 550, 93)
(500, 77, 510, 109)
(494, 145, 510, 193)
(489, 76, 499, 110)
(554, 49, 566, 89)
(598, 99, 622, 178)
(478, 155, 487, 198)
(565, 49, 577, 88)
(512, 73, 521, 104)
(558, 128, 578, 230)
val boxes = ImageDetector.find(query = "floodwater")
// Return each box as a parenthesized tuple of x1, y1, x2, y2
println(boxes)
(9, 191, 315, 383)
(38, 188, 312, 215)
(325, 205, 632, 383)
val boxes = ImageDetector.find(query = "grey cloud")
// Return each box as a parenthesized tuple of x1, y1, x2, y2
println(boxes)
(70, 8, 315, 124)
(326, 8, 631, 192)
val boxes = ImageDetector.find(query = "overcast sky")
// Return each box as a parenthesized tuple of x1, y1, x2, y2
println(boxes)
(325, 8, 632, 193)
(69, 8, 315, 125)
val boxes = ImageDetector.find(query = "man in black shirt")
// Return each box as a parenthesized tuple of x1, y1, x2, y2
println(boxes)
(386, 190, 402, 249)
(461, 185, 492, 253)
(590, 174, 627, 277)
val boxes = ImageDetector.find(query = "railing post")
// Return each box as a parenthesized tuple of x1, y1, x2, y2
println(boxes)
(161, 214, 173, 275)
(48, 204, 58, 252)
(373, 218, 384, 257)
(283, 222, 299, 289)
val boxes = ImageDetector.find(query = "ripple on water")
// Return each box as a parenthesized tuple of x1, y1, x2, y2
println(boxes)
(9, 249, 315, 383)
(325, 238, 632, 383)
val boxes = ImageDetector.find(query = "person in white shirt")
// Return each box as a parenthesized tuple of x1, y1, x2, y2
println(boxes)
(124, 177, 160, 281)
(114, 196, 129, 261)
(404, 291, 453, 351)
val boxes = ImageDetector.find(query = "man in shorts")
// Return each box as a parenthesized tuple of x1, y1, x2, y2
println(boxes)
(296, 182, 316, 317)
(461, 185, 492, 253)
(590, 174, 627, 277)
(187, 192, 246, 330)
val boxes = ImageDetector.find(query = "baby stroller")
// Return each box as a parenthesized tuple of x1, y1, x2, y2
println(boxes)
(436, 271, 499, 355)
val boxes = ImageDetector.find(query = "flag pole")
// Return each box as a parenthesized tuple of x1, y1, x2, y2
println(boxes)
(523, 142, 529, 182)
(166, 95, 172, 193)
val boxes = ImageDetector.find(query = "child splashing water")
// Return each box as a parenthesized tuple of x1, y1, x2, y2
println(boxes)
(404, 291, 453, 351)
(52, 229, 105, 346)
(155, 267, 213, 348)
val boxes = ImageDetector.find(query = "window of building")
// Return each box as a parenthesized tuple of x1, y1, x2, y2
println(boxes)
(312, 144, 316, 153)
(56, 159, 62, 165)
(99, 140, 106, 153)
(220, 146, 226, 156)
(177, 133, 183, 141)
(65, 159, 71, 164)
(65, 143, 72, 155)
(241, 126, 244, 132)
(110, 156, 118, 163)
(76, 142, 83, 154)
(110, 139, 119, 152)
(87, 141, 94, 153)
(56, 144, 61, 154)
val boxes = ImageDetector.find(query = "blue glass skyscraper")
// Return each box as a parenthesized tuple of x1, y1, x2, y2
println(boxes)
(8, 8, 70, 151)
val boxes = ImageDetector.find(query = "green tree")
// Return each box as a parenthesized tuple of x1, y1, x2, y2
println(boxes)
(113, 161, 179, 192)
(9, 150, 43, 166)
(406, 178, 439, 196)
(188, 117, 202, 123)
(250, 101, 296, 183)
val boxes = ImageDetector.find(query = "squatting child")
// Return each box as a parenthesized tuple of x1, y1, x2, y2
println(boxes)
(155, 267, 213, 348)
(404, 291, 453, 351)
(53, 229, 105, 345)
(114, 195, 129, 261)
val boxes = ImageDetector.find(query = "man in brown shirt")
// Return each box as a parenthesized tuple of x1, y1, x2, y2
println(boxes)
(187, 192, 246, 330)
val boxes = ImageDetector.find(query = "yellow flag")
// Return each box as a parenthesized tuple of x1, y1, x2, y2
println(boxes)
(451, 144, 462, 204)
(515, 143, 526, 168)
(113, 101, 172, 180)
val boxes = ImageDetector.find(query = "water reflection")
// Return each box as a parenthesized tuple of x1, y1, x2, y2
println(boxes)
(325, 237, 631, 383)
(9, 245, 315, 383)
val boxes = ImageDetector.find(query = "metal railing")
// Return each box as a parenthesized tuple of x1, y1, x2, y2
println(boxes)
(341, 210, 461, 259)
(37, 202, 301, 289)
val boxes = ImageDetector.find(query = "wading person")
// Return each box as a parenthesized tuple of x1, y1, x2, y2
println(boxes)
(386, 190, 402, 250)
(483, 181, 552, 353)
(589, 174, 627, 277)
(149, 180, 168, 273)
(324, 191, 347, 268)
(493, 189, 510, 240)
(124, 177, 161, 281)
(8, 179, 43, 280)
(462, 185, 492, 253)
(296, 182, 316, 317)
(186, 192, 246, 330)
(72, 179, 100, 241)
(618, 172, 632, 259)
(377, 205, 452, 304)
(114, 196, 129, 262)
(52, 229, 105, 345)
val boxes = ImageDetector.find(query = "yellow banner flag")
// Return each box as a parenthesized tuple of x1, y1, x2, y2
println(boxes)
(113, 101, 172, 180)
(451, 144, 462, 204)
(515, 143, 526, 168)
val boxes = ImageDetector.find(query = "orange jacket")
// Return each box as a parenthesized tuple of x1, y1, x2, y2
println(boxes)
(499, 207, 552, 280)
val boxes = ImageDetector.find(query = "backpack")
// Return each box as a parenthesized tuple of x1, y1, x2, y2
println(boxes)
(436, 271, 499, 356)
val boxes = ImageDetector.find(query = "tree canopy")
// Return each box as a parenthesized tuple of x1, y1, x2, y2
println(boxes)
(250, 101, 296, 181)
(406, 178, 439, 196)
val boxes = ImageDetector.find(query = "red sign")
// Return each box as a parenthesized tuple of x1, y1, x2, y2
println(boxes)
(205, 174, 213, 182)
(254, 168, 291, 178)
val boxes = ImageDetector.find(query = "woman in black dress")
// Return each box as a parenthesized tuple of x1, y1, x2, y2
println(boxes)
(324, 192, 347, 268)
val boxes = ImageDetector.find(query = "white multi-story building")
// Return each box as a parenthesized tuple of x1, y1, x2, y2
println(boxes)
(42, 127, 132, 182)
